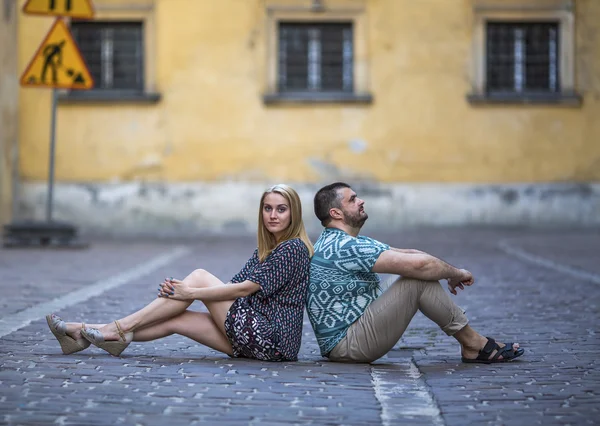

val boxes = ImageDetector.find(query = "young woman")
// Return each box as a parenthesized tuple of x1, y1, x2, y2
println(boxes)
(46, 184, 314, 362)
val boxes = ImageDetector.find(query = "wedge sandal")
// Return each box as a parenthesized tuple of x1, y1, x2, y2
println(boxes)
(46, 314, 91, 355)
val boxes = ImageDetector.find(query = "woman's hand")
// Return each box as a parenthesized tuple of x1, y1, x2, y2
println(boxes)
(158, 277, 194, 301)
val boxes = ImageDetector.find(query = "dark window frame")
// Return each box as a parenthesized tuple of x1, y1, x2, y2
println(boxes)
(468, 19, 581, 106)
(485, 21, 560, 95)
(60, 20, 160, 103)
(276, 21, 354, 95)
(71, 20, 145, 92)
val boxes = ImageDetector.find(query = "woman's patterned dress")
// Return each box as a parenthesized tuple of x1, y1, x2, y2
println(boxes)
(224, 238, 310, 361)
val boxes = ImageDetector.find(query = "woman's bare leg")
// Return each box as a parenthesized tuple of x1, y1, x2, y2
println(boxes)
(184, 269, 236, 335)
(131, 310, 233, 355)
(90, 269, 235, 341)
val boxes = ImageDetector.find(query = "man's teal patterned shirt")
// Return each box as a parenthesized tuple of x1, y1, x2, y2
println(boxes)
(307, 228, 389, 356)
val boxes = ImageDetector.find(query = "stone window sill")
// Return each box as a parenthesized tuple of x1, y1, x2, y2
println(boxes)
(467, 92, 582, 106)
(263, 92, 373, 105)
(58, 90, 161, 104)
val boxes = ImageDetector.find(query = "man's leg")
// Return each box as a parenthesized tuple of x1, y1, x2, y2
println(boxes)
(329, 277, 520, 363)
(329, 277, 467, 363)
(409, 278, 522, 361)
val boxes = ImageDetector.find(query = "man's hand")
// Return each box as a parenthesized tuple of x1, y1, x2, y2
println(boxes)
(447, 269, 474, 295)
(158, 278, 194, 301)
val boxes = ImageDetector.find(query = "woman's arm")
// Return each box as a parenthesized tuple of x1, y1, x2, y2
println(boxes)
(162, 240, 307, 302)
(161, 278, 261, 302)
(190, 280, 261, 301)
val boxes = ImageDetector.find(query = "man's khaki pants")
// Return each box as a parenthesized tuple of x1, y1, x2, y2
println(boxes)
(328, 278, 469, 363)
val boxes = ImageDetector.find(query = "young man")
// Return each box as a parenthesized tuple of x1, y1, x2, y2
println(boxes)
(306, 182, 524, 364)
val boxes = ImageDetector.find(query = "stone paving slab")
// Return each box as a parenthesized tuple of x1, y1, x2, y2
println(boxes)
(386, 228, 600, 426)
(1, 227, 599, 425)
(0, 241, 185, 316)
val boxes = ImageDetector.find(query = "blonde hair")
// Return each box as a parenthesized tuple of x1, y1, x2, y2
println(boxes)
(257, 184, 314, 262)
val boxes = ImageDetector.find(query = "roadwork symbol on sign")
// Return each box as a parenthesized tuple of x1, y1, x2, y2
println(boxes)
(20, 19, 94, 90)
(23, 0, 94, 19)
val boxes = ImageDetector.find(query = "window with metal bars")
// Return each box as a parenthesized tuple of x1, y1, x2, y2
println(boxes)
(486, 22, 560, 94)
(71, 21, 144, 91)
(278, 22, 353, 93)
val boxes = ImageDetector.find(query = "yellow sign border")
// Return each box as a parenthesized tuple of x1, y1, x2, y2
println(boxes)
(22, 0, 95, 19)
(20, 18, 95, 90)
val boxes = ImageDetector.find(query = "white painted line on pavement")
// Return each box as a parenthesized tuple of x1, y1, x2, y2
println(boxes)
(0, 247, 191, 339)
(498, 240, 600, 285)
(371, 361, 444, 426)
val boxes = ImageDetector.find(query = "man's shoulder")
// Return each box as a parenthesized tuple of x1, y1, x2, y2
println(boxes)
(315, 229, 387, 248)
(313, 229, 349, 255)
(311, 231, 386, 271)
(314, 228, 362, 246)
(356, 234, 388, 249)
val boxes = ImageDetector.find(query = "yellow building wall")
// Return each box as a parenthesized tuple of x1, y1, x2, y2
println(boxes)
(17, 0, 600, 185)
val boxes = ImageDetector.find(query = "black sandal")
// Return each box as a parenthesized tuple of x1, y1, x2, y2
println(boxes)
(462, 337, 524, 364)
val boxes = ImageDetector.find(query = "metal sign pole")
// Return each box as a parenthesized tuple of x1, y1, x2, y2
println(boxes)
(3, 2, 95, 248)
(46, 88, 58, 222)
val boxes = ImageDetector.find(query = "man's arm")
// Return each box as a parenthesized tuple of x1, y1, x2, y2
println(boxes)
(372, 250, 474, 294)
(390, 247, 427, 255)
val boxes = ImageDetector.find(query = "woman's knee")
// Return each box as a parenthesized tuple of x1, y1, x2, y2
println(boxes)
(187, 269, 211, 288)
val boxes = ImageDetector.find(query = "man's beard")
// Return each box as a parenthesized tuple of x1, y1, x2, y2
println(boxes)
(343, 209, 368, 229)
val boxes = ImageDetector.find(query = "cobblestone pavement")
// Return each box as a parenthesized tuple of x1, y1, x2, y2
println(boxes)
(0, 228, 598, 425)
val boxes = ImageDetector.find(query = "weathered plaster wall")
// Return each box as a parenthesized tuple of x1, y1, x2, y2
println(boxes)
(14, 0, 600, 232)
(17, 0, 600, 184)
(18, 182, 600, 237)
(0, 0, 18, 226)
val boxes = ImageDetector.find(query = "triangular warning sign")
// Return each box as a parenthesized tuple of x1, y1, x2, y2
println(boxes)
(20, 19, 94, 90)
(23, 0, 94, 19)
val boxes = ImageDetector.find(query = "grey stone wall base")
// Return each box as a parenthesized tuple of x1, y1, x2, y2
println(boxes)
(16, 182, 600, 237)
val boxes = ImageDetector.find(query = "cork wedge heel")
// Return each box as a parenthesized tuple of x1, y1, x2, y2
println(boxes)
(46, 314, 91, 355)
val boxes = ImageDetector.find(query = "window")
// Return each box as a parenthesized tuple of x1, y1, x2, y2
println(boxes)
(264, 5, 371, 104)
(486, 22, 559, 94)
(468, 0, 580, 105)
(278, 22, 353, 93)
(71, 21, 144, 91)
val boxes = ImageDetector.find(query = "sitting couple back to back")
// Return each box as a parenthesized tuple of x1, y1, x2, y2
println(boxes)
(48, 182, 523, 365)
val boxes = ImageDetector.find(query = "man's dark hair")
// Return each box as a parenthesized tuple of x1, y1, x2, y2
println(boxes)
(314, 182, 351, 227)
